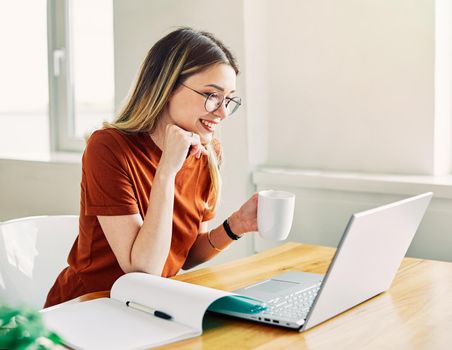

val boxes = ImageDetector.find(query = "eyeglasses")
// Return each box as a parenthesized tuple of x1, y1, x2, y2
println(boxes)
(181, 83, 242, 116)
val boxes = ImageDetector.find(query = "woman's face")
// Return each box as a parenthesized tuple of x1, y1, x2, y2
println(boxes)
(164, 63, 237, 144)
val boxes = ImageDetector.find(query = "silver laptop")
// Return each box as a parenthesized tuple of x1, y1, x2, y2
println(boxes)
(213, 192, 432, 331)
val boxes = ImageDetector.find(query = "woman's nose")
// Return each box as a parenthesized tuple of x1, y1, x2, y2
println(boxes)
(214, 101, 228, 119)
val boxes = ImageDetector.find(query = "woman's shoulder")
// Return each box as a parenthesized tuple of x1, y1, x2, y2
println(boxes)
(87, 128, 122, 145)
(87, 128, 135, 152)
(83, 129, 131, 164)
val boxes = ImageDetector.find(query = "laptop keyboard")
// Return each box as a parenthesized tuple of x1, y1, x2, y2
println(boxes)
(264, 283, 321, 321)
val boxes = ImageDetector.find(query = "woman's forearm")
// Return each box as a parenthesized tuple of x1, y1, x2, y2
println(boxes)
(131, 168, 176, 275)
(182, 212, 242, 270)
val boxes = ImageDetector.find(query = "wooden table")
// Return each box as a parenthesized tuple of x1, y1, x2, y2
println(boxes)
(76, 242, 452, 349)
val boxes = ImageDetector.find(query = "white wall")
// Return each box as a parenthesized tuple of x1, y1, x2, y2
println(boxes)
(245, 0, 452, 262)
(435, 0, 452, 174)
(0, 158, 80, 221)
(246, 0, 437, 175)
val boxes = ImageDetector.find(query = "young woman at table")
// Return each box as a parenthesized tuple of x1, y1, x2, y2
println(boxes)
(44, 28, 258, 307)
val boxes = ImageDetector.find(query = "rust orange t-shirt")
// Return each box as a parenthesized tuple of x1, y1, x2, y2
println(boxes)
(44, 128, 217, 307)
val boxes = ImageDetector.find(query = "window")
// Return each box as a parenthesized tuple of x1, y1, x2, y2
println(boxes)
(0, 0, 114, 157)
(49, 0, 114, 151)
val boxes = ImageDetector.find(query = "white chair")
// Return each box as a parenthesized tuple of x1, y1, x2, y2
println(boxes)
(0, 215, 78, 309)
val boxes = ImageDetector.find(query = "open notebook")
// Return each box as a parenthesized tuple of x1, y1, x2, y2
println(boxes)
(41, 272, 265, 350)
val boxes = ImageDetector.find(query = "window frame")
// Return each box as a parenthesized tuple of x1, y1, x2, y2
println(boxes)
(48, 0, 114, 153)
(48, 0, 82, 152)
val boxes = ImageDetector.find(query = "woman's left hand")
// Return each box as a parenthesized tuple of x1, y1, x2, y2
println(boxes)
(228, 193, 258, 236)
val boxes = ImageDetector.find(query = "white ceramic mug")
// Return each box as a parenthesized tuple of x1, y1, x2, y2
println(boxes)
(257, 190, 295, 241)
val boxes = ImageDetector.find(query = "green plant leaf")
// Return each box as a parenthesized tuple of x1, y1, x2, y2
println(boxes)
(0, 304, 63, 350)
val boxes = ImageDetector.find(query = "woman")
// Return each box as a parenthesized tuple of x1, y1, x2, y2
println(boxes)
(44, 27, 257, 307)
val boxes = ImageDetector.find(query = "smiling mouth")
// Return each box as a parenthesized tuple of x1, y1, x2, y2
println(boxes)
(200, 119, 217, 132)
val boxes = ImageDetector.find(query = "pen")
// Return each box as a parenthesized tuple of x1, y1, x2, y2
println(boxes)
(126, 301, 173, 320)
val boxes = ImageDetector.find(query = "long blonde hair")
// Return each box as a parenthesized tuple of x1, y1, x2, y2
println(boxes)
(103, 27, 239, 212)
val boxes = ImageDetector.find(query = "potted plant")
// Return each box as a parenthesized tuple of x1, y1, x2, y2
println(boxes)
(0, 305, 63, 350)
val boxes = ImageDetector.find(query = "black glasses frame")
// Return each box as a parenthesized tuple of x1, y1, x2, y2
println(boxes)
(181, 83, 242, 115)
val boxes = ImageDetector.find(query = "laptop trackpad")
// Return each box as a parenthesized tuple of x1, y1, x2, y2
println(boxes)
(246, 279, 299, 294)
(234, 271, 324, 301)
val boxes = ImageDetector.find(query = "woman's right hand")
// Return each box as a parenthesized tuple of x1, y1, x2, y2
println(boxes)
(229, 193, 258, 235)
(158, 124, 207, 176)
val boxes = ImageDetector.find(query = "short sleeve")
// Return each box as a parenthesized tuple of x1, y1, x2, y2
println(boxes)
(83, 130, 139, 216)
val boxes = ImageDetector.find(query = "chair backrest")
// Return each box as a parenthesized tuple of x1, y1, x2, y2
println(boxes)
(0, 215, 79, 309)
